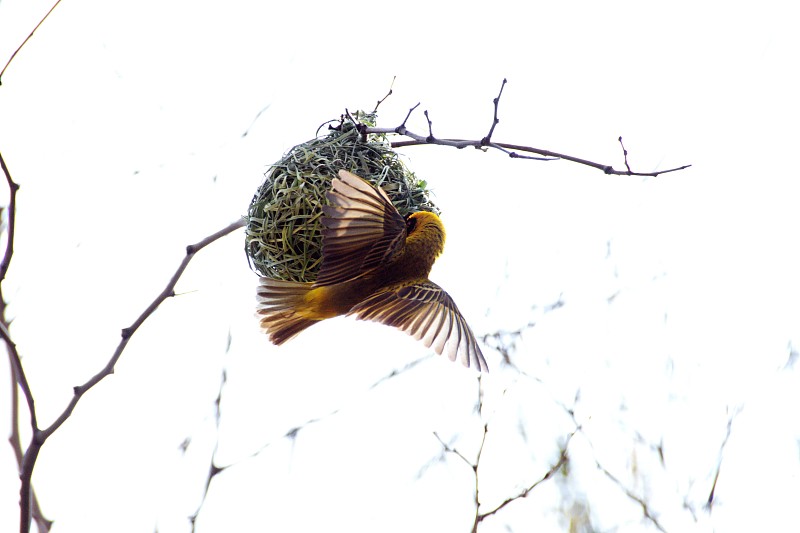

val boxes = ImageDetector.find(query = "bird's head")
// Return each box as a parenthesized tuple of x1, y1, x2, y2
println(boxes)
(405, 211, 446, 257)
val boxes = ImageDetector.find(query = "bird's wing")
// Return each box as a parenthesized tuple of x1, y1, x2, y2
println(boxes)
(349, 281, 489, 372)
(315, 170, 407, 286)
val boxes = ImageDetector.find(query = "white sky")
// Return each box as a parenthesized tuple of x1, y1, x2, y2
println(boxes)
(1, 0, 799, 532)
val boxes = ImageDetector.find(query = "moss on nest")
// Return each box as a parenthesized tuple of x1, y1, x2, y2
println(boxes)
(245, 112, 438, 283)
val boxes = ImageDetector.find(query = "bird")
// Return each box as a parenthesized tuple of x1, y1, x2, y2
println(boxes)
(256, 169, 488, 372)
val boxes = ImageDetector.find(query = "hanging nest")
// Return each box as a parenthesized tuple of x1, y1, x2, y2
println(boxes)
(245, 111, 439, 283)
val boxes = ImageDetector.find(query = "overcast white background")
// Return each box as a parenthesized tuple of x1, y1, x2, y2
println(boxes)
(1, 1, 798, 532)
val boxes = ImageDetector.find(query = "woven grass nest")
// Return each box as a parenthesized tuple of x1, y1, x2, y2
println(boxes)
(245, 112, 439, 283)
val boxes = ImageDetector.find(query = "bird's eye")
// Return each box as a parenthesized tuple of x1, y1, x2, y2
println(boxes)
(405, 215, 417, 233)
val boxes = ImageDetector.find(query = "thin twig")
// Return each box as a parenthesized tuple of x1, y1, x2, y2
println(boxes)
(42, 218, 246, 442)
(784, 341, 799, 371)
(430, 373, 576, 533)
(188, 354, 431, 525)
(1, 320, 37, 436)
(555, 392, 669, 533)
(480, 297, 564, 365)
(481, 78, 506, 145)
(423, 110, 434, 141)
(598, 462, 668, 533)
(433, 431, 474, 469)
(477, 443, 570, 525)
(189, 367, 227, 533)
(0, 152, 19, 280)
(361, 80, 691, 176)
(10, 217, 245, 533)
(385, 134, 690, 175)
(241, 104, 271, 138)
(2, 152, 54, 532)
(0, 157, 28, 419)
(399, 103, 420, 130)
(707, 408, 740, 511)
(368, 356, 430, 390)
(373, 76, 396, 113)
(3, 334, 52, 532)
(618, 136, 633, 173)
(0, 0, 65, 85)
(471, 422, 489, 533)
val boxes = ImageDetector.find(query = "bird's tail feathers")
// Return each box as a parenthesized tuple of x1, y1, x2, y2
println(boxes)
(256, 278, 318, 345)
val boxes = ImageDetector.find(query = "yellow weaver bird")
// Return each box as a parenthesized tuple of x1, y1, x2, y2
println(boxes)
(257, 169, 488, 372)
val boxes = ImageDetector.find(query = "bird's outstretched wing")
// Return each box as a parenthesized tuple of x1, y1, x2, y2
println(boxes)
(315, 170, 407, 286)
(349, 281, 489, 372)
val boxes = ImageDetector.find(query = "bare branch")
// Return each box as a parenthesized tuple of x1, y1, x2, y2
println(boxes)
(618, 136, 633, 174)
(0, 0, 65, 85)
(0, 153, 35, 431)
(1, 321, 42, 533)
(0, 153, 19, 281)
(359, 80, 691, 176)
(7, 214, 245, 533)
(41, 218, 246, 443)
(2, 152, 51, 532)
(471, 422, 489, 533)
(481, 296, 564, 365)
(385, 134, 691, 175)
(4, 333, 52, 532)
(433, 431, 474, 469)
(554, 394, 669, 533)
(189, 368, 227, 533)
(241, 104, 271, 138)
(477, 441, 571, 525)
(486, 141, 556, 161)
(373, 76, 396, 113)
(368, 356, 430, 390)
(707, 407, 741, 512)
(398, 103, 420, 131)
(423, 110, 434, 141)
(598, 461, 668, 533)
(481, 78, 506, 145)
(188, 355, 431, 525)
(783, 341, 798, 371)
(429, 374, 576, 533)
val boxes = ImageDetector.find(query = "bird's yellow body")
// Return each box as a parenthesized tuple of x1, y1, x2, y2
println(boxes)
(257, 170, 487, 371)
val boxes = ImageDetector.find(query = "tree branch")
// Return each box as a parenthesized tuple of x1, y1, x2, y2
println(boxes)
(481, 78, 506, 145)
(1, 151, 52, 532)
(5, 207, 245, 532)
(0, 0, 65, 85)
(187, 354, 431, 528)
(357, 80, 691, 176)
(189, 367, 227, 533)
(0, 152, 20, 281)
(554, 390, 669, 533)
(0, 153, 35, 429)
(597, 461, 668, 533)
(477, 443, 570, 525)
(430, 374, 577, 533)
(39, 218, 246, 441)
(618, 136, 633, 174)
(372, 76, 396, 113)
(382, 133, 690, 175)
(706, 407, 740, 512)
